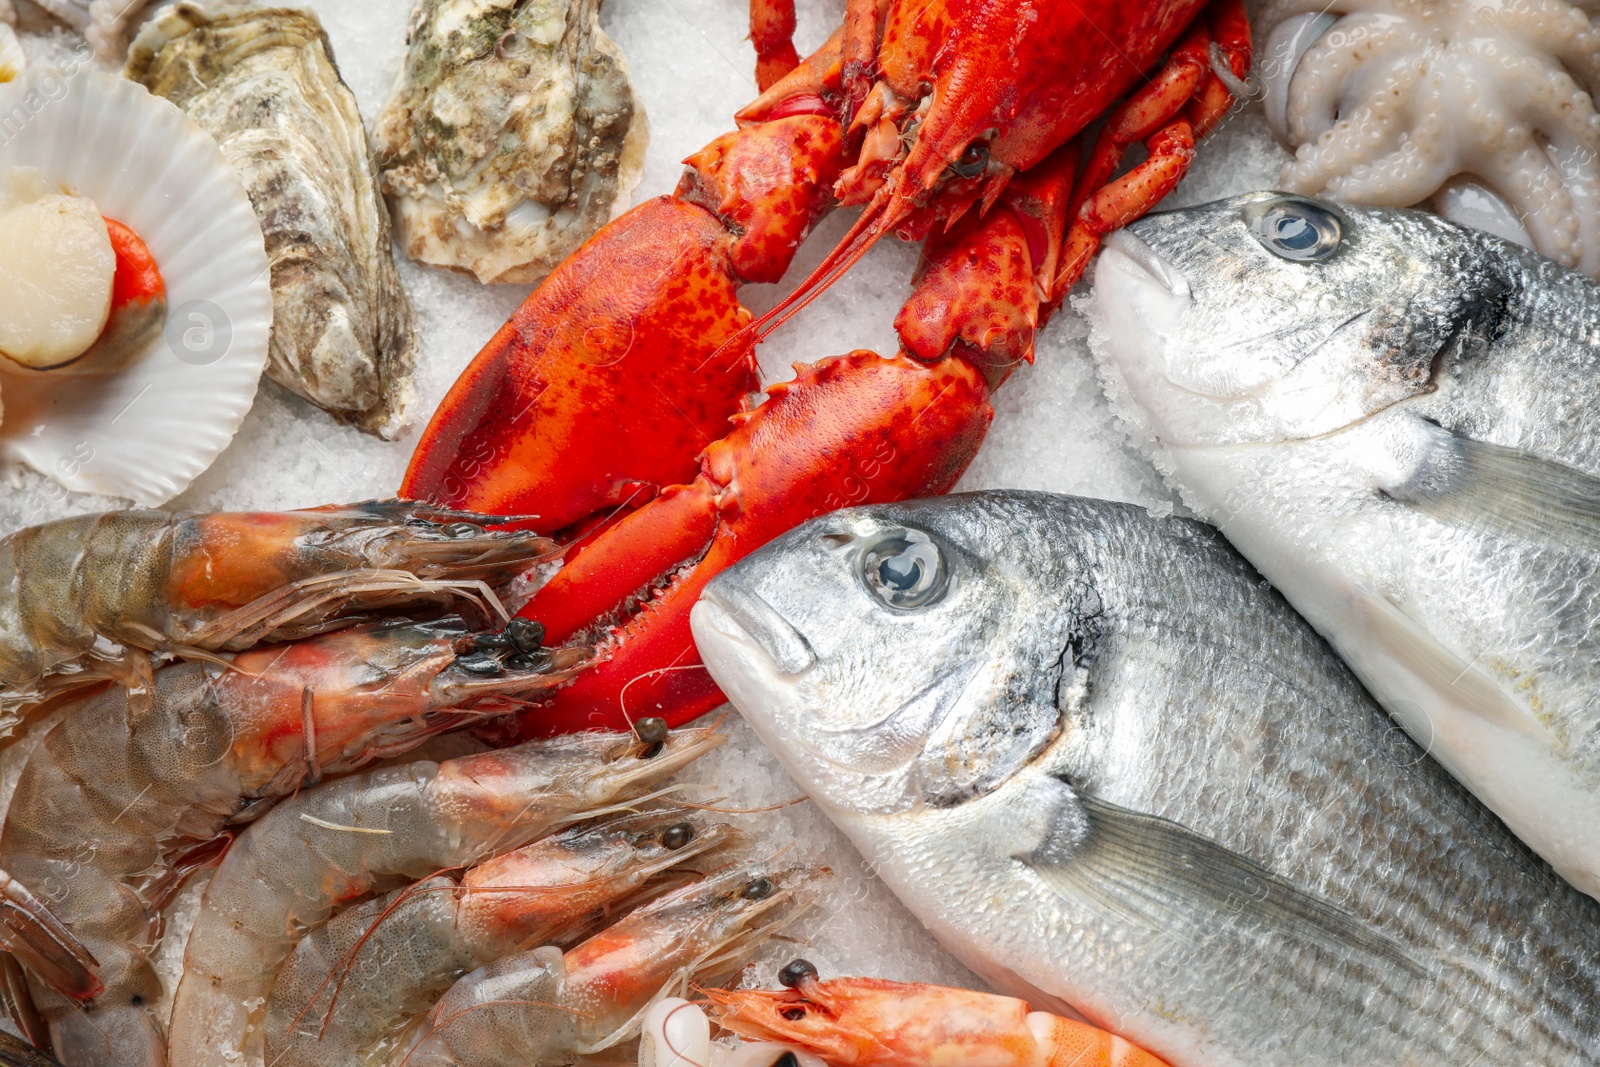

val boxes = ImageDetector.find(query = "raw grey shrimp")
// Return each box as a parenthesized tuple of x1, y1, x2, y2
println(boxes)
(0, 868, 98, 1005)
(265, 808, 738, 1067)
(0, 615, 580, 1067)
(0, 500, 555, 721)
(396, 863, 817, 1067)
(0, 1028, 64, 1067)
(168, 723, 724, 1067)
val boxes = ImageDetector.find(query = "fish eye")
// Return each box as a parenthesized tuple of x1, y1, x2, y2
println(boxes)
(1253, 199, 1342, 262)
(861, 532, 948, 610)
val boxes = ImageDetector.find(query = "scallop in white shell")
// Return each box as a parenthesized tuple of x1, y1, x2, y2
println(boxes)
(0, 68, 271, 506)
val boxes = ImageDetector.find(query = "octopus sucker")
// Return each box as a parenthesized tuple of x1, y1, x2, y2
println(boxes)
(1258, 0, 1600, 277)
(372, 0, 650, 286)
(126, 3, 420, 438)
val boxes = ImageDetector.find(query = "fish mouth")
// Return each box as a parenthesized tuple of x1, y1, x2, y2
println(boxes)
(1101, 229, 1191, 299)
(693, 586, 816, 676)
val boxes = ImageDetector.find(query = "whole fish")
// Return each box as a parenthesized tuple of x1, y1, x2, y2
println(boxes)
(689, 491, 1600, 1067)
(1084, 192, 1600, 901)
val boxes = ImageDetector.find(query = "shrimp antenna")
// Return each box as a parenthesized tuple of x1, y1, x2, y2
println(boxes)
(706, 179, 915, 366)
(295, 867, 470, 1037)
(656, 1000, 714, 1067)
(618, 662, 712, 726)
(670, 796, 809, 815)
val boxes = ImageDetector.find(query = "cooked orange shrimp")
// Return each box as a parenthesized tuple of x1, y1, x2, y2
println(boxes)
(266, 807, 738, 1067)
(0, 500, 554, 720)
(168, 721, 723, 1067)
(706, 966, 1172, 1067)
(397, 863, 816, 1067)
(0, 615, 581, 1067)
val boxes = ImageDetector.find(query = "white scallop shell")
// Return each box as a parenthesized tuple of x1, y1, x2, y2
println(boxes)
(0, 67, 271, 506)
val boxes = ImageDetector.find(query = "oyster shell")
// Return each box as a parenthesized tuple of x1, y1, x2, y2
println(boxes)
(373, 0, 649, 285)
(126, 3, 418, 438)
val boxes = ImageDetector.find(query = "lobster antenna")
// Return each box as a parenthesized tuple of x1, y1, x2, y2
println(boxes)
(763, 191, 906, 341)
(712, 180, 913, 369)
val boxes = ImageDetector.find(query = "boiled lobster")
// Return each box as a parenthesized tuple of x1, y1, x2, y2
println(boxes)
(402, 0, 1254, 739)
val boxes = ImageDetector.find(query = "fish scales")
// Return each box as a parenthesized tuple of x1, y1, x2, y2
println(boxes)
(691, 491, 1600, 1066)
(1086, 193, 1600, 901)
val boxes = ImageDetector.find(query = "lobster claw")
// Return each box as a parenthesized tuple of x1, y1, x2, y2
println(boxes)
(479, 350, 992, 742)
(400, 198, 759, 534)
(410, 2, 1253, 741)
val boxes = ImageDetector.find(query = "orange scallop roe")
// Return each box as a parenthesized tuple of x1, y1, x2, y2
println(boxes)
(103, 216, 165, 308)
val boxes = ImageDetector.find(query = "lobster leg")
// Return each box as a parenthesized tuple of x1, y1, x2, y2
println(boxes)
(1056, 0, 1251, 293)
(486, 151, 1079, 741)
(750, 0, 799, 90)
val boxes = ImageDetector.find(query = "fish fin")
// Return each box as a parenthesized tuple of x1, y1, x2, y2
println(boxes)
(1387, 421, 1600, 549)
(1021, 781, 1426, 980)
(1350, 586, 1550, 740)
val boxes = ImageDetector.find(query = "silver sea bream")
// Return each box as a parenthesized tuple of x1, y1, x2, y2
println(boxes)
(690, 491, 1600, 1066)
(1086, 192, 1600, 902)
(126, 3, 420, 438)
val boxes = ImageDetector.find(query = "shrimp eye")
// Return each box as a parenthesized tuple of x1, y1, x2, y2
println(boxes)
(862, 532, 948, 610)
(778, 958, 817, 987)
(505, 617, 546, 652)
(743, 877, 775, 900)
(1253, 199, 1342, 262)
(634, 716, 669, 745)
(440, 522, 486, 538)
(661, 823, 694, 850)
(780, 1009, 807, 1022)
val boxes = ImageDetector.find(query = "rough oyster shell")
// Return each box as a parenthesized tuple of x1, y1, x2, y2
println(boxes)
(126, 3, 419, 438)
(373, 0, 649, 285)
